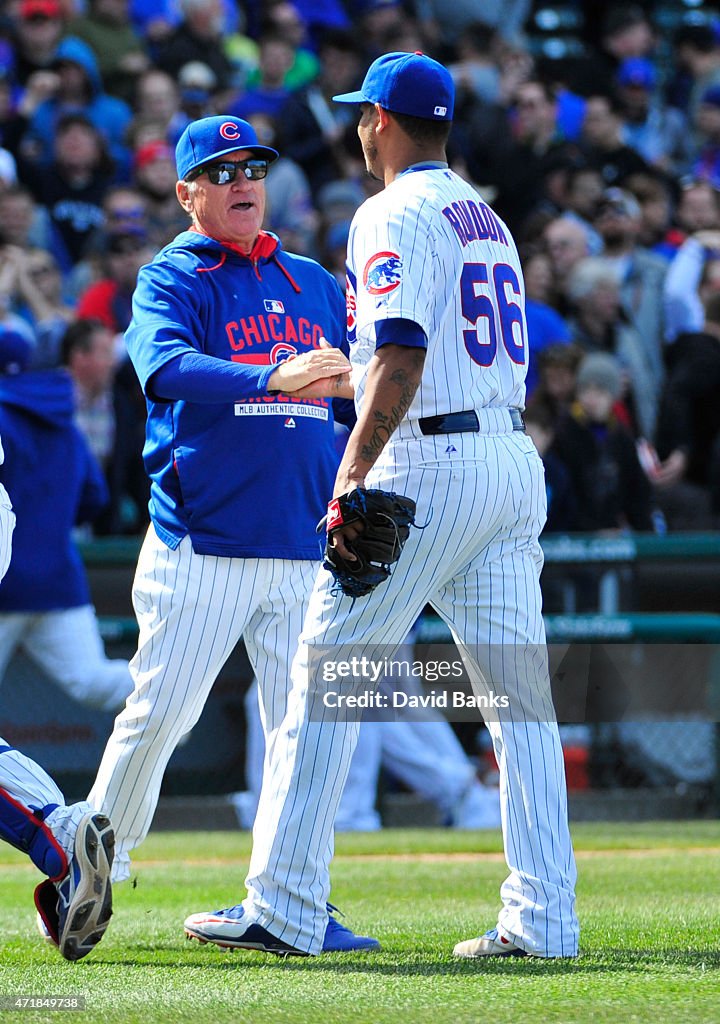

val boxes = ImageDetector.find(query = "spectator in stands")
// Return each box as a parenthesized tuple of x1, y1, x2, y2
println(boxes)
(543, 216, 592, 314)
(61, 318, 148, 535)
(70, 0, 150, 104)
(132, 140, 188, 248)
(5, 246, 74, 367)
(322, 218, 350, 288)
(128, 0, 182, 52)
(624, 173, 680, 262)
(672, 23, 720, 125)
(22, 36, 133, 179)
(553, 352, 653, 532)
(563, 165, 605, 255)
(10, 0, 65, 90)
(569, 5, 656, 99)
(132, 68, 184, 142)
(229, 33, 295, 121)
(676, 177, 720, 235)
(175, 61, 217, 131)
(663, 221, 720, 344)
(0, 185, 52, 252)
(566, 257, 656, 438)
(616, 57, 689, 176)
(245, 111, 318, 257)
(690, 86, 720, 190)
(447, 22, 503, 108)
(592, 187, 666, 430)
(654, 292, 720, 529)
(523, 401, 577, 533)
(522, 247, 572, 397)
(22, 114, 114, 273)
(253, 3, 319, 90)
(581, 92, 652, 187)
(278, 28, 362, 196)
(0, 327, 132, 711)
(76, 230, 152, 335)
(356, 0, 408, 60)
(415, 0, 531, 47)
(482, 80, 580, 236)
(156, 0, 234, 100)
(531, 342, 584, 425)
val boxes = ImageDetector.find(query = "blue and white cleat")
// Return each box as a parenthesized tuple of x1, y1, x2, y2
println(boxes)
(184, 903, 380, 955)
(35, 813, 115, 962)
(184, 905, 308, 956)
(322, 903, 380, 953)
(453, 927, 528, 958)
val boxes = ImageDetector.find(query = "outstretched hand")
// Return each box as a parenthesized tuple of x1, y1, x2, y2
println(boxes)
(267, 339, 354, 397)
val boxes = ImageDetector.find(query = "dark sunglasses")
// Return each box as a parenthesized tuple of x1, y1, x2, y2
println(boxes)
(186, 159, 269, 185)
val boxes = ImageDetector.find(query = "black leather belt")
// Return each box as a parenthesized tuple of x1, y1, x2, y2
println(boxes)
(418, 409, 525, 435)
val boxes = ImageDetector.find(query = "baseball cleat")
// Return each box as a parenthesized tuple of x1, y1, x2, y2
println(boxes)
(52, 813, 114, 961)
(453, 927, 528, 958)
(323, 903, 380, 953)
(184, 905, 308, 956)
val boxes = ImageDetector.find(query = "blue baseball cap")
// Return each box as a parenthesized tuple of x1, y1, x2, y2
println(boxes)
(0, 327, 32, 375)
(333, 51, 454, 121)
(616, 57, 656, 90)
(175, 115, 279, 181)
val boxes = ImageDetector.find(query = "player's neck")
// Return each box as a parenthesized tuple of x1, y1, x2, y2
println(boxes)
(383, 147, 447, 186)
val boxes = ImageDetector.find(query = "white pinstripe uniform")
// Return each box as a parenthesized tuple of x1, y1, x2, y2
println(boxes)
(0, 437, 93, 858)
(239, 167, 579, 957)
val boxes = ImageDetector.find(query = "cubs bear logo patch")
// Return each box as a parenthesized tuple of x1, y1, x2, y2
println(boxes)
(363, 252, 403, 295)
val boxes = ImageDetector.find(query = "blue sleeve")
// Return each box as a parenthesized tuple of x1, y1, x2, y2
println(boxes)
(126, 256, 275, 397)
(76, 439, 109, 525)
(149, 351, 276, 403)
(375, 318, 427, 349)
(332, 397, 357, 428)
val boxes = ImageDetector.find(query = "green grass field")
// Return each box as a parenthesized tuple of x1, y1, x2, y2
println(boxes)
(1, 822, 719, 1024)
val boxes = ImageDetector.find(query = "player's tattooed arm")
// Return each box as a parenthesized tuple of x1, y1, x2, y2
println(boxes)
(333, 344, 425, 496)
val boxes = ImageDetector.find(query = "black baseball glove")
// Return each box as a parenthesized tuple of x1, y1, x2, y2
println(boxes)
(318, 487, 417, 598)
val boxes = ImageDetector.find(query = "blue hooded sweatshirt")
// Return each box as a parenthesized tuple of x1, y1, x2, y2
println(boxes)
(127, 229, 347, 559)
(0, 371, 108, 612)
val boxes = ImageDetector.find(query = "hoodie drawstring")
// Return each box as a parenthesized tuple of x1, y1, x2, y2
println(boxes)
(272, 255, 302, 293)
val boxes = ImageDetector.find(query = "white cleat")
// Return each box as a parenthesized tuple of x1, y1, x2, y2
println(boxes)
(453, 927, 528, 958)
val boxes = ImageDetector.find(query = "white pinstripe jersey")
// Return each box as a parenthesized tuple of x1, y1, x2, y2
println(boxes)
(346, 166, 528, 418)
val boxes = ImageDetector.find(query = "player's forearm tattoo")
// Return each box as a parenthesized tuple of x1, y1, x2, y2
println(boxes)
(359, 357, 424, 465)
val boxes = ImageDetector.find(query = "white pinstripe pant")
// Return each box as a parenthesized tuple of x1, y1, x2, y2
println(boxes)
(88, 525, 318, 882)
(0, 493, 91, 861)
(241, 428, 579, 957)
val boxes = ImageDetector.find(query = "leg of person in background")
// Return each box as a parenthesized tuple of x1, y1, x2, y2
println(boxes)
(333, 721, 383, 832)
(229, 679, 265, 830)
(379, 717, 501, 828)
(232, 677, 385, 833)
(373, 643, 501, 829)
(15, 606, 133, 713)
(0, 739, 114, 961)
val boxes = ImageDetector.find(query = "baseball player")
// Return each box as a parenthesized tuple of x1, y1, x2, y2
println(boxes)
(0, 436, 114, 962)
(185, 54, 579, 959)
(86, 116, 377, 953)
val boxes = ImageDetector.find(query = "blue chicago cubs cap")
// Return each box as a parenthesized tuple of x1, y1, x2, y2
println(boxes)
(175, 115, 279, 180)
(333, 51, 454, 121)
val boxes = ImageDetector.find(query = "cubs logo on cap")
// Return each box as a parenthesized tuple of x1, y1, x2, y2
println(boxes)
(333, 51, 454, 122)
(175, 115, 279, 181)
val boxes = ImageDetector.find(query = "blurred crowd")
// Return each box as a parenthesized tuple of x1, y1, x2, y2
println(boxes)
(0, 0, 718, 534)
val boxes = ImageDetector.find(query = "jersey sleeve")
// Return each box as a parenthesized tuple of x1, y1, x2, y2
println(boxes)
(125, 255, 209, 393)
(350, 193, 436, 343)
